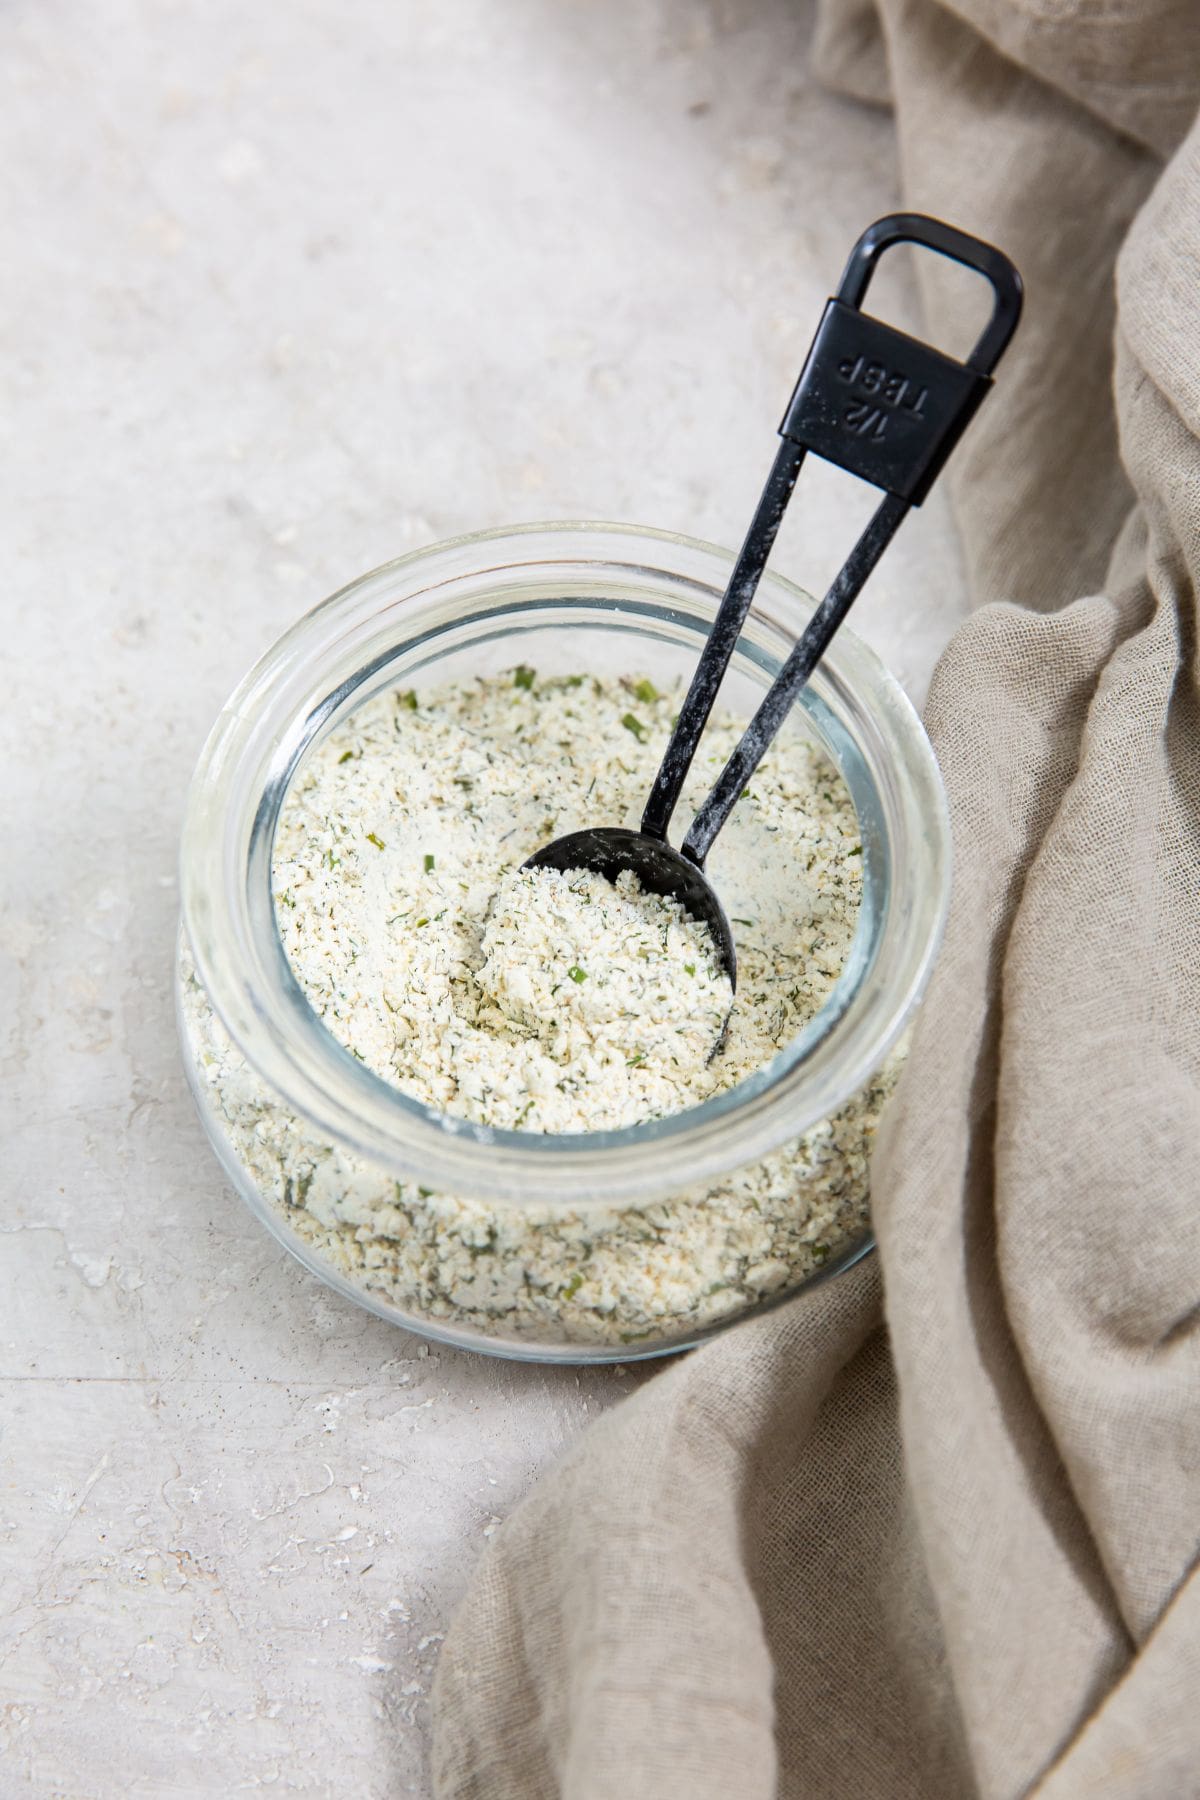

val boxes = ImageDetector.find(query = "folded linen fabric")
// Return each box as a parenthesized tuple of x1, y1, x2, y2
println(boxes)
(432, 4, 1200, 1793)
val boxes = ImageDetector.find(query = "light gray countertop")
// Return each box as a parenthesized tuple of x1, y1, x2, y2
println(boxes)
(1, 3, 966, 1792)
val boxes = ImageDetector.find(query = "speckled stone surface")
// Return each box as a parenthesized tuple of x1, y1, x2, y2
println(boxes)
(1, 2, 967, 1793)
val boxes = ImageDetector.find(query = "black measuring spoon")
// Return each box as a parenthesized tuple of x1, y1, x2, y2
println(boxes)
(526, 214, 1022, 987)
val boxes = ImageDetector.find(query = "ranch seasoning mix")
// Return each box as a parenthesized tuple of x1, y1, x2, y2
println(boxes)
(181, 667, 899, 1349)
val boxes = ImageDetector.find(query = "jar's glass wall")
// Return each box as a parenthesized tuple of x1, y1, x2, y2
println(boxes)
(178, 931, 888, 1362)
(177, 525, 949, 1362)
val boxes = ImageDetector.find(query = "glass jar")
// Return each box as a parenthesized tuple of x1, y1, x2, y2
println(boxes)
(177, 522, 950, 1363)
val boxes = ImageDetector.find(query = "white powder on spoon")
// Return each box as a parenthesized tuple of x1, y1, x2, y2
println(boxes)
(471, 865, 733, 1129)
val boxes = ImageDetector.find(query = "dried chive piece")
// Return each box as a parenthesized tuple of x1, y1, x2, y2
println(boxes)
(683, 962, 696, 976)
(621, 712, 647, 742)
(366, 831, 386, 850)
(424, 853, 436, 872)
(400, 689, 419, 710)
(338, 749, 356, 764)
(565, 674, 585, 688)
(561, 1271, 584, 1299)
(282, 1166, 312, 1206)
(513, 664, 536, 690)
(414, 916, 429, 928)
(632, 677, 659, 704)
(567, 965, 587, 983)
(847, 843, 863, 856)
(811, 1242, 831, 1264)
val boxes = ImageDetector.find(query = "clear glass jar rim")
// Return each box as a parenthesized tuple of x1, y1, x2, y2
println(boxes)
(179, 520, 951, 1204)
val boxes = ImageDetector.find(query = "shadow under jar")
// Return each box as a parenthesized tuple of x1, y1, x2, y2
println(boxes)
(176, 522, 951, 1363)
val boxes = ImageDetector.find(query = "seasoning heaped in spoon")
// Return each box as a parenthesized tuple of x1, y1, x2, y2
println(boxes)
(526, 213, 1023, 987)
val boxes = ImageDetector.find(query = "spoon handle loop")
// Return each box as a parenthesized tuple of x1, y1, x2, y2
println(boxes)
(777, 213, 1022, 508)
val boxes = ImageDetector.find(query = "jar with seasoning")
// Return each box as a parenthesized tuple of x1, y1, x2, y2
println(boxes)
(177, 522, 950, 1362)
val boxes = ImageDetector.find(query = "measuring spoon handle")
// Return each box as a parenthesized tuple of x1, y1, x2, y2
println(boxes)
(651, 212, 1021, 862)
(681, 492, 907, 866)
(639, 437, 806, 844)
(678, 212, 1022, 864)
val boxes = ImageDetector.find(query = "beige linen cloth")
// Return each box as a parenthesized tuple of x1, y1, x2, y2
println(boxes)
(432, 3, 1200, 1794)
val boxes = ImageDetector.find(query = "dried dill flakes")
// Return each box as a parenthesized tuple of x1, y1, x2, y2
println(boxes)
(400, 689, 419, 711)
(512, 664, 536, 690)
(631, 677, 659, 704)
(424, 852, 436, 872)
(621, 712, 647, 741)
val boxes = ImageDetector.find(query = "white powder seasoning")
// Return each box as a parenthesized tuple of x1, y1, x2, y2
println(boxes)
(182, 669, 902, 1349)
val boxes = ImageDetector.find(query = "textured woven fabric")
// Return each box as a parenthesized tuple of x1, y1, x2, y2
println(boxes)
(432, 4, 1200, 1794)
